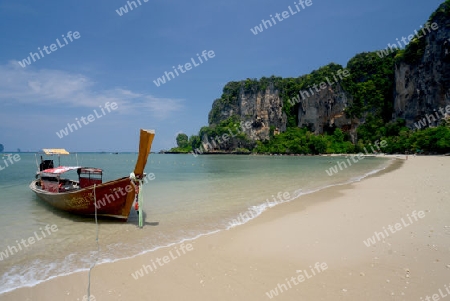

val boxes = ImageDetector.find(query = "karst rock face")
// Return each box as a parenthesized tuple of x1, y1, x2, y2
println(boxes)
(207, 2, 450, 148)
(209, 82, 287, 141)
(296, 83, 353, 135)
(393, 10, 450, 128)
(209, 79, 356, 144)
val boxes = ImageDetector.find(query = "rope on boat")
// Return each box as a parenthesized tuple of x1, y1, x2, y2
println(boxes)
(138, 179, 144, 228)
(84, 174, 144, 298)
(86, 184, 100, 300)
(130, 172, 144, 228)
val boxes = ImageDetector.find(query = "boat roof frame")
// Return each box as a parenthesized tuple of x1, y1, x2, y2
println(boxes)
(40, 166, 81, 177)
(41, 149, 70, 155)
(40, 166, 103, 177)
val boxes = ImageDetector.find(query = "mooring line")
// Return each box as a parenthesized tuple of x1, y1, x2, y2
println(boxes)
(86, 184, 100, 300)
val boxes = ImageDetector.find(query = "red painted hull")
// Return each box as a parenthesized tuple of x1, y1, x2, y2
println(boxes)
(29, 177, 136, 221)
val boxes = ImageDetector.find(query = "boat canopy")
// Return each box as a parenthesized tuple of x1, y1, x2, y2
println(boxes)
(41, 166, 81, 177)
(79, 167, 102, 174)
(42, 149, 70, 155)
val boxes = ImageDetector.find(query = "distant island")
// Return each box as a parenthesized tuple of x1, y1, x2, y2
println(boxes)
(170, 1, 450, 156)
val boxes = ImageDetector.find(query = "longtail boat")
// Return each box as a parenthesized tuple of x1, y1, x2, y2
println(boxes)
(29, 129, 155, 221)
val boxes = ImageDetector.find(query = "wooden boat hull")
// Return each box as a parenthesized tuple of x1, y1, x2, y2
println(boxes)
(29, 177, 136, 221)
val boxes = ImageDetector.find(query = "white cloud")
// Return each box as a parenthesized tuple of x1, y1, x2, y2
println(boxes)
(0, 61, 184, 119)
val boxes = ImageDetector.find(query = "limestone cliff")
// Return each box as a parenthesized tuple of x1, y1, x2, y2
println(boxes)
(208, 72, 357, 146)
(296, 83, 353, 137)
(393, 4, 450, 127)
(209, 80, 287, 141)
(207, 1, 450, 149)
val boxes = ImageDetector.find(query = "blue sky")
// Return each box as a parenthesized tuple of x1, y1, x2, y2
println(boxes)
(0, 0, 444, 152)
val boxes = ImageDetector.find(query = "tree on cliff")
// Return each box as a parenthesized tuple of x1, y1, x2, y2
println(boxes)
(176, 133, 189, 149)
(168, 133, 192, 153)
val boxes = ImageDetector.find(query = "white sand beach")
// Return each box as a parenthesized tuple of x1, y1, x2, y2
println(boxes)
(2, 156, 449, 301)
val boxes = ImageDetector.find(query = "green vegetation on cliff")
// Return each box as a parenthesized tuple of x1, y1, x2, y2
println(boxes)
(256, 120, 450, 154)
(170, 1, 450, 155)
(254, 128, 354, 155)
(171, 116, 254, 154)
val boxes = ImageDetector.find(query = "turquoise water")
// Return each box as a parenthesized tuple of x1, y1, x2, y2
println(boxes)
(0, 153, 392, 294)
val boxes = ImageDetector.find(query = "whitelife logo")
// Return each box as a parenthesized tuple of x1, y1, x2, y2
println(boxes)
(153, 50, 215, 87)
(413, 105, 450, 129)
(0, 154, 21, 172)
(0, 224, 58, 261)
(325, 140, 387, 176)
(55, 102, 118, 139)
(265, 262, 328, 299)
(94, 173, 155, 210)
(18, 31, 81, 68)
(377, 22, 438, 59)
(363, 210, 425, 247)
(288, 68, 350, 106)
(191, 120, 253, 157)
(131, 243, 194, 280)
(250, 0, 313, 35)
(420, 282, 450, 301)
(229, 191, 291, 227)
(115, 0, 149, 16)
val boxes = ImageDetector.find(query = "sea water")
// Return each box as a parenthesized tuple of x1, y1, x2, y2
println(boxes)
(0, 153, 392, 294)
